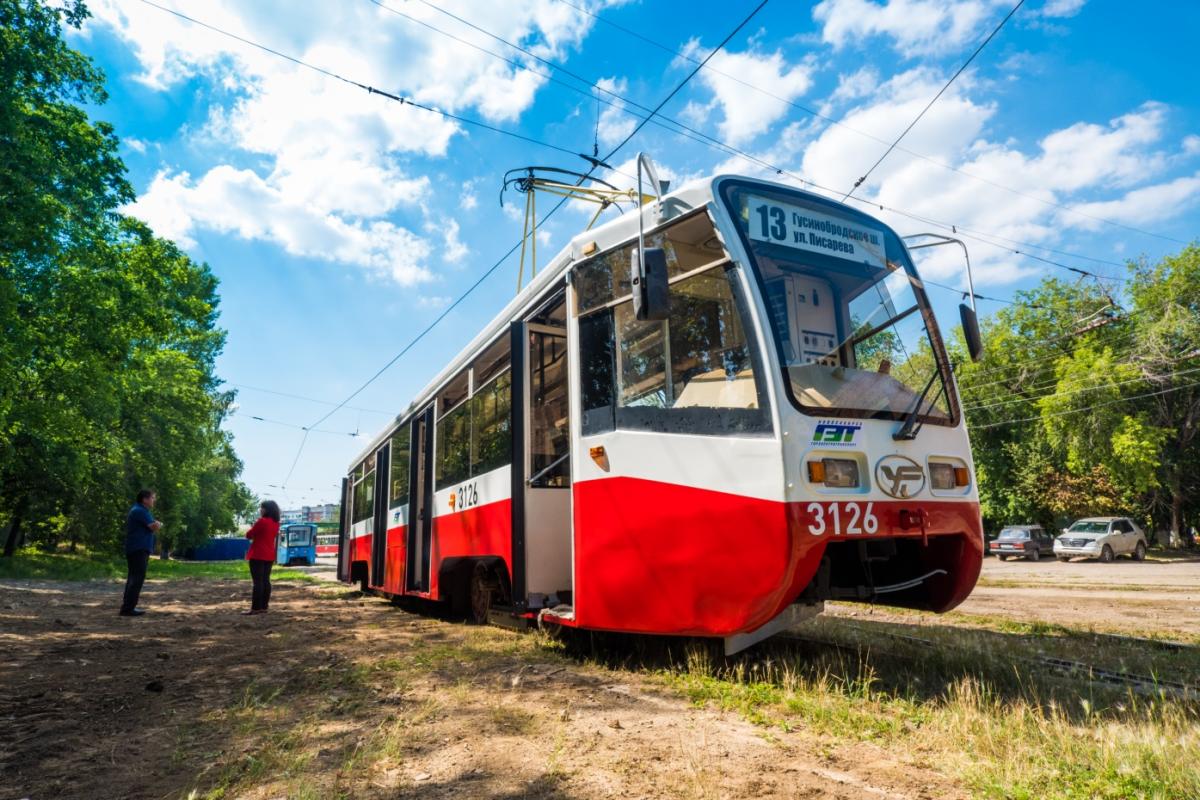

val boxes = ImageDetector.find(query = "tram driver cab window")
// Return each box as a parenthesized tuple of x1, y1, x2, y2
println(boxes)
(575, 211, 771, 437)
(724, 185, 956, 426)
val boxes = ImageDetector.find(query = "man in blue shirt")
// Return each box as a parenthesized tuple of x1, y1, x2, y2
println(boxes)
(120, 489, 162, 617)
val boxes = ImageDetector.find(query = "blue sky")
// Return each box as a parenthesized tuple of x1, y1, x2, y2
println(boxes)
(74, 0, 1200, 508)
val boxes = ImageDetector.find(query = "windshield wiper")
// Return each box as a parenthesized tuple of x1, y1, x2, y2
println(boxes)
(893, 368, 945, 441)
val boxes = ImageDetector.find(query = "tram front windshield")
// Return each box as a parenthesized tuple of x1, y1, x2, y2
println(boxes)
(724, 186, 955, 425)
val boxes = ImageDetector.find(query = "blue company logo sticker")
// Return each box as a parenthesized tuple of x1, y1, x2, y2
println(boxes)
(812, 421, 862, 446)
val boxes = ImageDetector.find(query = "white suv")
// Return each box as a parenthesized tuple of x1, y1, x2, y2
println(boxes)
(1054, 517, 1148, 563)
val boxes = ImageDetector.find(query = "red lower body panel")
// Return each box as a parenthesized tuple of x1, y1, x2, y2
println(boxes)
(347, 499, 513, 601)
(572, 476, 982, 637)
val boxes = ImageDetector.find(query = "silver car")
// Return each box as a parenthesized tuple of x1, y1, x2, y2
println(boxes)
(1054, 517, 1148, 563)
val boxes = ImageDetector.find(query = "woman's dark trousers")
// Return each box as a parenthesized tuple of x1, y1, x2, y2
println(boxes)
(249, 559, 273, 610)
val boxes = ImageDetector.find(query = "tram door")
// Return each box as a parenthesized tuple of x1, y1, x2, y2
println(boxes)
(513, 320, 574, 608)
(369, 441, 389, 588)
(336, 477, 351, 582)
(406, 407, 434, 592)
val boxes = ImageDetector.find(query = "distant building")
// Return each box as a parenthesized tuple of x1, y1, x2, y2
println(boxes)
(304, 503, 338, 522)
(281, 504, 340, 524)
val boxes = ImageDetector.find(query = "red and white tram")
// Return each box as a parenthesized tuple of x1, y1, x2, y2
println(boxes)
(337, 168, 984, 653)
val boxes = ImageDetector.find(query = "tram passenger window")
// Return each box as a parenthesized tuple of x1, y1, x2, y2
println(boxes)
(579, 312, 615, 435)
(578, 265, 770, 436)
(389, 427, 410, 509)
(436, 400, 471, 489)
(472, 369, 511, 475)
(352, 457, 374, 523)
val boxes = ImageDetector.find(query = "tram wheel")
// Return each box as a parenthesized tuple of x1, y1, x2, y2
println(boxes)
(469, 562, 497, 625)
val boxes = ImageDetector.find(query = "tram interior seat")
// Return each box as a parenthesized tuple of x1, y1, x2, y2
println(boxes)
(673, 368, 757, 409)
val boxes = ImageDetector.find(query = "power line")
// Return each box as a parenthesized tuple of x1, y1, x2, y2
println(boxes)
(551, 0, 1184, 246)
(228, 382, 393, 416)
(963, 364, 1200, 412)
(281, 0, 771, 486)
(398, 0, 1154, 277)
(152, 0, 1135, 290)
(843, 0, 1025, 201)
(135, 0, 594, 162)
(228, 409, 361, 437)
(975, 378, 1200, 429)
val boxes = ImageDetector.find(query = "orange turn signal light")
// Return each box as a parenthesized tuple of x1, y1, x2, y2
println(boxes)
(954, 467, 969, 487)
(806, 460, 825, 483)
(589, 445, 609, 471)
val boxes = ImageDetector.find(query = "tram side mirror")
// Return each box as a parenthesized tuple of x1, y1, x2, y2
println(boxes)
(959, 303, 983, 362)
(632, 247, 670, 321)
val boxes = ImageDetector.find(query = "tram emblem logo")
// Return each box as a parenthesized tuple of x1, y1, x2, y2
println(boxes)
(812, 421, 861, 446)
(875, 455, 926, 498)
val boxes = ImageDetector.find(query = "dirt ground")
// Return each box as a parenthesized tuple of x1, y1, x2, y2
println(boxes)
(950, 554, 1200, 638)
(0, 575, 963, 800)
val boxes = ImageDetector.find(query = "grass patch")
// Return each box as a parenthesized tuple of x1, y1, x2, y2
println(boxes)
(0, 548, 313, 582)
(643, 620, 1200, 800)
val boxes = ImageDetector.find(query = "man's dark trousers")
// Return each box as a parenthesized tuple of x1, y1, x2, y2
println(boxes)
(122, 549, 150, 613)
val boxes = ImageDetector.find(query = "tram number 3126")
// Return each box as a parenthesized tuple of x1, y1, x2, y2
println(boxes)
(805, 502, 878, 537)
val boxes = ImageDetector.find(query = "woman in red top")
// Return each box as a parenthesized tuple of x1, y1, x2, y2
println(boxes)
(244, 500, 281, 614)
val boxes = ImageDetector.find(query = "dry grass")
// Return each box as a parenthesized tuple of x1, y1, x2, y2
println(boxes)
(652, 617, 1200, 800)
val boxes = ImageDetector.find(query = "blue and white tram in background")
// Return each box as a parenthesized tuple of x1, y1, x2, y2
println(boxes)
(277, 523, 317, 566)
(337, 165, 985, 653)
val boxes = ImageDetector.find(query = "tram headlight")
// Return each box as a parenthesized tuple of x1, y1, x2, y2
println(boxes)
(930, 462, 956, 490)
(808, 458, 859, 488)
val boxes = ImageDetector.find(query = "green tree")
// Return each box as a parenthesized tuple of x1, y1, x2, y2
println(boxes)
(1, 0, 250, 557)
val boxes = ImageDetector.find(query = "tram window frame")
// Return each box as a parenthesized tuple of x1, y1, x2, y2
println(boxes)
(352, 454, 375, 524)
(435, 393, 472, 491)
(575, 212, 772, 438)
(472, 367, 512, 476)
(389, 426, 411, 510)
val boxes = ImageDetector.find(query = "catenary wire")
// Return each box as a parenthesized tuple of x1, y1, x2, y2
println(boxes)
(974, 379, 1200, 429)
(228, 383, 394, 416)
(550, 0, 1183, 246)
(843, 0, 1025, 201)
(390, 0, 1140, 282)
(280, 0, 772, 486)
(963, 363, 1200, 412)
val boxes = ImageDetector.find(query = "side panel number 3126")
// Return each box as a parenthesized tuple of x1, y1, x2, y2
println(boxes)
(805, 502, 878, 537)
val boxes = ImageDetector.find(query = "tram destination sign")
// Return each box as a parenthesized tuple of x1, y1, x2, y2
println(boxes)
(747, 195, 886, 270)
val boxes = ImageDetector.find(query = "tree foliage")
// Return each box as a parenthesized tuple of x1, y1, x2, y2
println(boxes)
(1, 0, 251, 555)
(954, 248, 1200, 546)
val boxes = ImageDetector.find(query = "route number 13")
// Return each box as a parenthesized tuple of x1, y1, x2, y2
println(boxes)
(806, 502, 878, 537)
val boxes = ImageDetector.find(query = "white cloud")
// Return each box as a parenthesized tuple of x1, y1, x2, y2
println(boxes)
(86, 0, 601, 284)
(813, 0, 1009, 55)
(1064, 172, 1200, 231)
(1183, 135, 1200, 157)
(595, 77, 636, 146)
(681, 41, 814, 145)
(439, 219, 470, 264)
(460, 180, 480, 211)
(789, 70, 1188, 287)
(129, 167, 434, 285)
(1038, 0, 1087, 17)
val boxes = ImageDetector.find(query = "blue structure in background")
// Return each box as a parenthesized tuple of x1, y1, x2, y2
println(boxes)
(184, 537, 250, 561)
(277, 523, 317, 566)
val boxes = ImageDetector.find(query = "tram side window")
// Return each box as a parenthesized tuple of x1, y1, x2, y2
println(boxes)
(352, 455, 375, 523)
(472, 369, 511, 476)
(436, 398, 471, 490)
(578, 264, 771, 436)
(389, 427, 410, 509)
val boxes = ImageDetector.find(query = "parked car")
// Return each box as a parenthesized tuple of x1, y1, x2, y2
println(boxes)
(991, 525, 1053, 561)
(1054, 517, 1147, 563)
